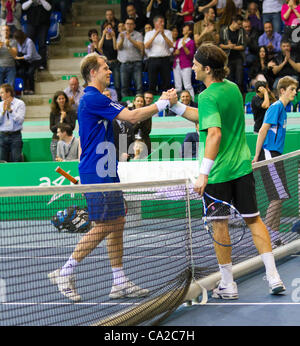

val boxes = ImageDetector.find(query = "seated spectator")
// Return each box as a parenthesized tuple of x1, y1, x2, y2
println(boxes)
(87, 28, 100, 54)
(103, 87, 118, 103)
(251, 81, 276, 133)
(193, 0, 217, 22)
(146, 0, 169, 26)
(262, 0, 285, 34)
(217, 0, 237, 30)
(1, 0, 22, 35)
(144, 15, 173, 94)
(49, 91, 76, 161)
(219, 15, 245, 92)
(281, 0, 300, 42)
(144, 90, 159, 116)
(243, 18, 260, 66)
(181, 122, 199, 159)
(194, 7, 219, 48)
(245, 1, 263, 33)
(173, 23, 196, 99)
(0, 25, 17, 87)
(125, 3, 146, 32)
(14, 29, 41, 95)
(258, 21, 282, 60)
(21, 0, 52, 71)
(165, 89, 197, 116)
(63, 76, 84, 115)
(0, 83, 25, 162)
(270, 39, 300, 89)
(99, 22, 121, 101)
(117, 17, 144, 98)
(249, 45, 275, 88)
(56, 123, 80, 162)
(100, 9, 120, 36)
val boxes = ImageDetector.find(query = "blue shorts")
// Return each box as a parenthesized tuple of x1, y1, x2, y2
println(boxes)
(80, 173, 125, 222)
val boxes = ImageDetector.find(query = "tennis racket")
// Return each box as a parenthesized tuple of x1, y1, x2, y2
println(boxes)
(189, 174, 247, 247)
(55, 167, 128, 215)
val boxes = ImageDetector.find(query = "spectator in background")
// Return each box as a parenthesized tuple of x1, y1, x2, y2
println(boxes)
(117, 22, 125, 36)
(0, 83, 25, 162)
(245, 1, 263, 33)
(217, 0, 242, 16)
(194, 7, 219, 48)
(52, 0, 72, 25)
(270, 39, 300, 89)
(173, 23, 196, 100)
(1, 0, 22, 35)
(56, 123, 80, 162)
(112, 116, 135, 162)
(125, 3, 146, 32)
(14, 29, 41, 95)
(143, 90, 159, 116)
(63, 76, 84, 115)
(181, 122, 199, 159)
(258, 21, 282, 59)
(251, 81, 276, 133)
(281, 0, 300, 43)
(217, 0, 237, 30)
(262, 0, 285, 34)
(165, 89, 197, 116)
(121, 0, 144, 22)
(146, 0, 169, 26)
(20, 0, 52, 71)
(103, 87, 118, 103)
(98, 22, 121, 101)
(144, 15, 173, 94)
(0, 25, 17, 87)
(49, 91, 76, 161)
(243, 18, 260, 66)
(176, 0, 194, 27)
(87, 28, 100, 54)
(117, 17, 144, 98)
(193, 0, 217, 22)
(100, 9, 120, 36)
(219, 15, 246, 92)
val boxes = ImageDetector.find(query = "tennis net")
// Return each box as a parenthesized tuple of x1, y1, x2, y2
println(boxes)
(0, 150, 300, 326)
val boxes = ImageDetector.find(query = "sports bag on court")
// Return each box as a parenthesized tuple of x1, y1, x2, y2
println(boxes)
(51, 206, 91, 233)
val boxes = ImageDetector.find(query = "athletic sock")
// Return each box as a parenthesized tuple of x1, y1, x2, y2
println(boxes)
(261, 252, 279, 279)
(112, 267, 126, 286)
(60, 256, 78, 277)
(219, 263, 234, 286)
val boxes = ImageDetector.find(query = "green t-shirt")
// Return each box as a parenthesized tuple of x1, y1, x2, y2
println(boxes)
(198, 79, 252, 184)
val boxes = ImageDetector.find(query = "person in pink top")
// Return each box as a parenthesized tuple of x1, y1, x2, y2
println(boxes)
(173, 23, 196, 99)
(281, 0, 300, 26)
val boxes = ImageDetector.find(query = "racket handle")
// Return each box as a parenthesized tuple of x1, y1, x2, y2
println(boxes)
(55, 166, 79, 184)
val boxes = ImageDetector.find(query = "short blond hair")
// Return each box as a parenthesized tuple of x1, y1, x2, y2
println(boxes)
(277, 76, 299, 94)
(80, 53, 107, 84)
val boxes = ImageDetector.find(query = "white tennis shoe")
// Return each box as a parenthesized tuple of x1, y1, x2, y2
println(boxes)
(48, 269, 81, 302)
(212, 281, 239, 300)
(267, 274, 286, 295)
(109, 280, 150, 299)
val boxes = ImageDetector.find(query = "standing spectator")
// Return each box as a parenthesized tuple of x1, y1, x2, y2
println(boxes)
(262, 0, 285, 34)
(100, 9, 120, 36)
(1, 0, 22, 35)
(20, 0, 52, 71)
(176, 0, 194, 26)
(13, 29, 41, 95)
(194, 7, 219, 48)
(270, 39, 300, 89)
(87, 29, 100, 54)
(121, 0, 144, 22)
(281, 0, 300, 26)
(117, 17, 144, 99)
(243, 18, 260, 66)
(258, 21, 282, 59)
(217, 0, 242, 16)
(146, 0, 169, 26)
(0, 25, 17, 87)
(193, 0, 217, 22)
(144, 15, 173, 94)
(125, 3, 146, 32)
(219, 15, 246, 92)
(173, 23, 196, 99)
(98, 22, 121, 101)
(52, 0, 72, 25)
(245, 1, 263, 33)
(49, 91, 76, 161)
(56, 123, 80, 162)
(217, 0, 237, 30)
(63, 76, 84, 115)
(0, 83, 25, 162)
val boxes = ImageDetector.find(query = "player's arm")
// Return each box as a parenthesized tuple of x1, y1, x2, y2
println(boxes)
(252, 122, 271, 163)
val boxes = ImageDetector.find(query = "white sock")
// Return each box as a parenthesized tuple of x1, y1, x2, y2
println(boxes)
(219, 263, 234, 285)
(261, 252, 279, 279)
(112, 267, 126, 286)
(60, 256, 78, 277)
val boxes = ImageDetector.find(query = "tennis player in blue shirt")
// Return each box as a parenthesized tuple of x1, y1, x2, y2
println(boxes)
(253, 76, 298, 247)
(49, 52, 172, 301)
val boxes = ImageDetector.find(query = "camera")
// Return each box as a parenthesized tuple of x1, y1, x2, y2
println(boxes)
(107, 28, 112, 33)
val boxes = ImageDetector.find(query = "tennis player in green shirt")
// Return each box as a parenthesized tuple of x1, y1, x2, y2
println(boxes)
(167, 43, 285, 299)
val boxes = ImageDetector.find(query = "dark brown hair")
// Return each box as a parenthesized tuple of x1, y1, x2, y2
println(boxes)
(51, 91, 71, 114)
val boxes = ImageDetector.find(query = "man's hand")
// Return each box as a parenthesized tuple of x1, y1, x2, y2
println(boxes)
(166, 88, 178, 106)
(193, 174, 208, 197)
(252, 154, 259, 164)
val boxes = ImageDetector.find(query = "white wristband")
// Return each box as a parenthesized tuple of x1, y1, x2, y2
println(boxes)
(155, 99, 170, 113)
(170, 102, 187, 116)
(199, 158, 214, 176)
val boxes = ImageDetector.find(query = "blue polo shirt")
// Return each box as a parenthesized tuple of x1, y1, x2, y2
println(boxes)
(78, 86, 124, 182)
(262, 100, 287, 154)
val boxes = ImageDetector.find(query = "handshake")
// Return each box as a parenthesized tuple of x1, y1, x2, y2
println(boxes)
(155, 88, 187, 116)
